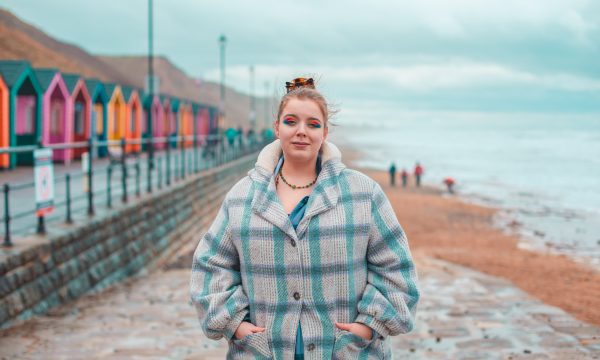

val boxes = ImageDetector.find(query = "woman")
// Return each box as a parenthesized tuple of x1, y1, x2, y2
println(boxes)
(190, 78, 420, 359)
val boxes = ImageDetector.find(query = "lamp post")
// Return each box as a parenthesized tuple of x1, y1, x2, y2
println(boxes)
(264, 80, 270, 129)
(219, 34, 227, 131)
(249, 65, 256, 133)
(147, 0, 155, 193)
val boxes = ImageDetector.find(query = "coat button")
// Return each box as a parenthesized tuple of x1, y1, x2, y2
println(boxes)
(293, 292, 301, 300)
(290, 239, 296, 247)
(307, 343, 315, 351)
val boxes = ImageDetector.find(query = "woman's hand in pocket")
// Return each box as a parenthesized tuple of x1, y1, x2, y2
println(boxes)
(234, 322, 266, 340)
(335, 322, 373, 341)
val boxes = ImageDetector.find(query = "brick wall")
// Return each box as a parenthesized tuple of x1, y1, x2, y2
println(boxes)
(0, 153, 257, 329)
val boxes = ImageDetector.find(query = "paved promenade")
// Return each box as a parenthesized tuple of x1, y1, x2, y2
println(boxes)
(0, 248, 598, 359)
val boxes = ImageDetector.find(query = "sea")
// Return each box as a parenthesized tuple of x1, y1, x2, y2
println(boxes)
(329, 110, 600, 270)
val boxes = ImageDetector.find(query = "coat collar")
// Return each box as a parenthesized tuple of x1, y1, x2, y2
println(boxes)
(248, 139, 346, 241)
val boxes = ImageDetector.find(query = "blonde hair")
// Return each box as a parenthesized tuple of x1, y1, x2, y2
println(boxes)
(276, 87, 336, 126)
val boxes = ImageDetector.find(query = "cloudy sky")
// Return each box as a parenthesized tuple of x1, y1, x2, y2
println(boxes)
(3, 0, 600, 121)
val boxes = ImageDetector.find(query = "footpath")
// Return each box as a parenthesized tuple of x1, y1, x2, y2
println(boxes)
(0, 249, 598, 359)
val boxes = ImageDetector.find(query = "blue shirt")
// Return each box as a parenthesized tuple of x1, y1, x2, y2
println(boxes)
(274, 154, 375, 359)
(273, 155, 311, 359)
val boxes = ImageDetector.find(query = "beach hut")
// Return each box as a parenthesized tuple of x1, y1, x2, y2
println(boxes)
(142, 93, 163, 151)
(178, 101, 194, 148)
(0, 74, 8, 169)
(84, 79, 109, 158)
(0, 61, 43, 167)
(34, 69, 72, 164)
(208, 107, 219, 135)
(192, 103, 211, 146)
(105, 84, 126, 152)
(161, 96, 179, 149)
(160, 95, 173, 150)
(170, 98, 181, 148)
(122, 86, 142, 153)
(63, 73, 91, 160)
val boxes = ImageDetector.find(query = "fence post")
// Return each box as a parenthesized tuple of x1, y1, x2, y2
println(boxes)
(87, 137, 94, 216)
(107, 166, 113, 208)
(147, 136, 153, 194)
(3, 184, 11, 247)
(121, 138, 128, 203)
(193, 133, 198, 173)
(158, 156, 163, 189)
(180, 136, 185, 180)
(66, 174, 73, 224)
(135, 160, 141, 198)
(166, 137, 171, 186)
(36, 140, 46, 235)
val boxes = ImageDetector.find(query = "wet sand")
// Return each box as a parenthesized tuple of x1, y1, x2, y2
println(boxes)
(342, 145, 600, 327)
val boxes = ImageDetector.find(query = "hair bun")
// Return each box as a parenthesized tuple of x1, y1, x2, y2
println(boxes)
(285, 77, 315, 93)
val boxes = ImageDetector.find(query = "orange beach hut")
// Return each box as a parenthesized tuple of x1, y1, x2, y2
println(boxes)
(122, 86, 142, 153)
(105, 84, 126, 151)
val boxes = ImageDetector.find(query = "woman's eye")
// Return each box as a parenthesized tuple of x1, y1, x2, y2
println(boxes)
(308, 122, 321, 128)
(283, 118, 295, 125)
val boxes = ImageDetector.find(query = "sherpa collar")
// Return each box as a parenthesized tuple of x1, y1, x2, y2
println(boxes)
(248, 139, 346, 241)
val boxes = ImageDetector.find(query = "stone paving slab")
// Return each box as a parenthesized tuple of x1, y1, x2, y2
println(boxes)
(0, 255, 598, 359)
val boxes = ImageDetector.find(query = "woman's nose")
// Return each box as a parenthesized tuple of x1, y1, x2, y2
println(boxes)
(296, 121, 307, 134)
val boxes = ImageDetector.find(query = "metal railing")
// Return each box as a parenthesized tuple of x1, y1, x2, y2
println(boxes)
(1, 133, 267, 246)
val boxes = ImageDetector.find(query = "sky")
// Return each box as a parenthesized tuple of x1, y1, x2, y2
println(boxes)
(3, 0, 600, 122)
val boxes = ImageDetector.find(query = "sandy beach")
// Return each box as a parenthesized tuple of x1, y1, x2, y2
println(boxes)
(341, 145, 600, 327)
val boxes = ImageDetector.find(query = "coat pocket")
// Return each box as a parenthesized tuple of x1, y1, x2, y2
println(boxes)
(332, 330, 383, 359)
(230, 332, 272, 359)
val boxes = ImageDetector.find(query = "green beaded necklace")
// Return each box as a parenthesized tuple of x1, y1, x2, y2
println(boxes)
(277, 168, 317, 190)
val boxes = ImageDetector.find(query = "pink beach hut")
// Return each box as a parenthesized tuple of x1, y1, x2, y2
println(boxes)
(161, 95, 174, 149)
(142, 93, 163, 151)
(63, 73, 91, 160)
(193, 103, 211, 146)
(0, 74, 8, 169)
(33, 68, 72, 163)
(0, 61, 43, 167)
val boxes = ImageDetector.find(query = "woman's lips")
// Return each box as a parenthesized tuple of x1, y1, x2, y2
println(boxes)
(292, 142, 309, 148)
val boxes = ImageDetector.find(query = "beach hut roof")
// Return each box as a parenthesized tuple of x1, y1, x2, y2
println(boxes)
(171, 98, 180, 112)
(0, 60, 41, 91)
(33, 68, 60, 92)
(62, 73, 82, 94)
(192, 102, 213, 114)
(142, 92, 160, 108)
(121, 86, 139, 102)
(104, 83, 118, 96)
(84, 78, 108, 103)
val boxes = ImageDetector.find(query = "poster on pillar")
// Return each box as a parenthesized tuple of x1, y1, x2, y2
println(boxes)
(34, 148, 55, 216)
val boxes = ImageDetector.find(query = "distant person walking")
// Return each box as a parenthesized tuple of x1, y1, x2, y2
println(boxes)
(414, 162, 424, 187)
(443, 177, 455, 194)
(401, 168, 408, 188)
(389, 162, 397, 186)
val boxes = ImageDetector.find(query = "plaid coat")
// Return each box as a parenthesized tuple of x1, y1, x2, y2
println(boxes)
(190, 140, 420, 359)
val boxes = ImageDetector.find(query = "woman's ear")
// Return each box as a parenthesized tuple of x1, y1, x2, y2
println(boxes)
(274, 120, 280, 138)
(323, 125, 329, 140)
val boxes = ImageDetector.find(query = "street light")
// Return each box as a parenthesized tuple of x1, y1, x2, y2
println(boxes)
(264, 80, 270, 129)
(219, 34, 227, 131)
(249, 65, 256, 133)
(146, 0, 155, 193)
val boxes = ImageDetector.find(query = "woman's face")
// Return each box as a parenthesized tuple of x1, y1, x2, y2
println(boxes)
(275, 97, 328, 164)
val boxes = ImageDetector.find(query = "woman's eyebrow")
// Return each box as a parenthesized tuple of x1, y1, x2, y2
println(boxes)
(283, 114, 299, 119)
